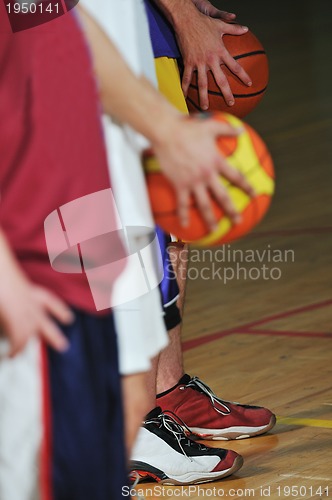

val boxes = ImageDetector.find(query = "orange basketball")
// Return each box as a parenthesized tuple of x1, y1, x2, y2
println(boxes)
(144, 113, 275, 247)
(186, 29, 269, 119)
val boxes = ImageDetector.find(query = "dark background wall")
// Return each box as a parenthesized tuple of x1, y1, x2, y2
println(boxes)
(210, 0, 332, 230)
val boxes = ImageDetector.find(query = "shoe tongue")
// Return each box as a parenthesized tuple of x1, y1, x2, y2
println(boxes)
(179, 374, 191, 385)
(145, 406, 162, 420)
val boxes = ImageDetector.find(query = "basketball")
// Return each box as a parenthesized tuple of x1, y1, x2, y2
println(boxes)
(185, 29, 269, 119)
(144, 112, 275, 247)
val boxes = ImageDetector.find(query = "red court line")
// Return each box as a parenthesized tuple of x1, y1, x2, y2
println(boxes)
(183, 328, 332, 351)
(240, 328, 332, 339)
(248, 226, 332, 238)
(239, 299, 332, 330)
(183, 299, 332, 351)
(183, 330, 235, 351)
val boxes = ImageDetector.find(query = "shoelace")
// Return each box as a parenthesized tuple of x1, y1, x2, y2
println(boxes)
(130, 471, 145, 500)
(184, 376, 234, 416)
(145, 411, 200, 462)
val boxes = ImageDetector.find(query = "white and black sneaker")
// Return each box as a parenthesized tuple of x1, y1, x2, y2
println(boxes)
(130, 407, 243, 485)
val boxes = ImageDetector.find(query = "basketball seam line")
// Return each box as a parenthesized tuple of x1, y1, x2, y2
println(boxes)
(233, 50, 266, 61)
(186, 96, 201, 111)
(188, 85, 268, 99)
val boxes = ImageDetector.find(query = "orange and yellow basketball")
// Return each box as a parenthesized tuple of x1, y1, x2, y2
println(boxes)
(144, 112, 275, 247)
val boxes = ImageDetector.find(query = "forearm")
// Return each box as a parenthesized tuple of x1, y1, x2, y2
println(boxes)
(77, 7, 181, 150)
(152, 0, 234, 25)
(0, 230, 25, 294)
(151, 0, 200, 30)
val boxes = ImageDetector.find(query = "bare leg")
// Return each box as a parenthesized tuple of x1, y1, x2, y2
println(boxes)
(122, 352, 162, 457)
(145, 354, 160, 408)
(156, 243, 188, 394)
(122, 372, 151, 457)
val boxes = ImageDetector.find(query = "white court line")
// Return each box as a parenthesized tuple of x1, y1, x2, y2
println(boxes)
(280, 474, 332, 482)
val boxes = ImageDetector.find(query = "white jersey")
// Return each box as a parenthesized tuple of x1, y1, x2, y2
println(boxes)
(79, 0, 168, 374)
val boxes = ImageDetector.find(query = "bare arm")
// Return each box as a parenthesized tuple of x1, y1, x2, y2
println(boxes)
(192, 0, 236, 21)
(151, 0, 252, 110)
(77, 7, 254, 229)
(0, 230, 72, 357)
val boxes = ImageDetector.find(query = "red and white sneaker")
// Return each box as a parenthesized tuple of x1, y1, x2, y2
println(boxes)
(157, 374, 276, 440)
(130, 407, 243, 485)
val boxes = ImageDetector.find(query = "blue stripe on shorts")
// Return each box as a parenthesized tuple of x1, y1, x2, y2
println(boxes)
(156, 226, 179, 308)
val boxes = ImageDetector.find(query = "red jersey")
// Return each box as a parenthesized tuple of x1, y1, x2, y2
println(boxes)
(0, 7, 124, 313)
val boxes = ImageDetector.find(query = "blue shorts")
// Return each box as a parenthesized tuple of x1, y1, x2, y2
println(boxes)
(156, 227, 182, 330)
(46, 310, 126, 500)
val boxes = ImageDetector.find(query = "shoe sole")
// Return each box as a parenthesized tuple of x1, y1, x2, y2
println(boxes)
(131, 455, 244, 486)
(190, 415, 277, 441)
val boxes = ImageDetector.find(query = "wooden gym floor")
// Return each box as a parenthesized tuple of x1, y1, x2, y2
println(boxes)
(140, 0, 332, 498)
